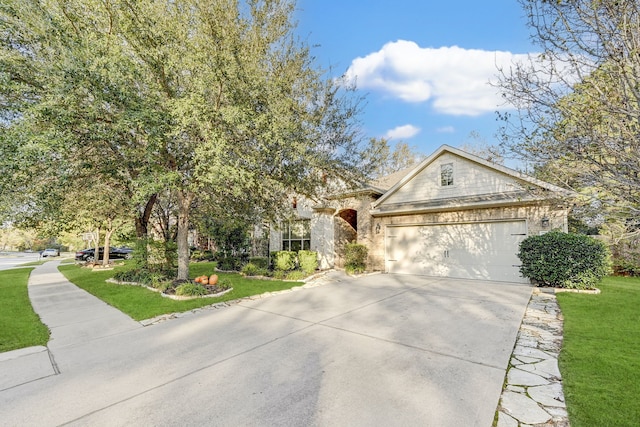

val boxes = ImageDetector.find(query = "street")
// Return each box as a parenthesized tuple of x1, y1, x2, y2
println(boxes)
(0, 252, 42, 270)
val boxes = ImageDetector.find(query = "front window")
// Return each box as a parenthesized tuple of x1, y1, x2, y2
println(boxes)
(282, 219, 311, 251)
(440, 163, 454, 186)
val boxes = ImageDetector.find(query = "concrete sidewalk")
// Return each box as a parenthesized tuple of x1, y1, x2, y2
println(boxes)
(0, 261, 141, 391)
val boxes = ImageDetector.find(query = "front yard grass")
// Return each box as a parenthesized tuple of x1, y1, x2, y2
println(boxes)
(557, 276, 640, 426)
(0, 268, 50, 352)
(58, 262, 305, 321)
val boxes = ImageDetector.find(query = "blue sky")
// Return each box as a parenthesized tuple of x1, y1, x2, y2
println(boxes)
(294, 1, 536, 157)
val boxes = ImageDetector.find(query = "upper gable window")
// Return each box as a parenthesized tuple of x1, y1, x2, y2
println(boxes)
(440, 163, 454, 186)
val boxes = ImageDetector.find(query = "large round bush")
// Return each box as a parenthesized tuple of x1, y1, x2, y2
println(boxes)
(518, 231, 611, 289)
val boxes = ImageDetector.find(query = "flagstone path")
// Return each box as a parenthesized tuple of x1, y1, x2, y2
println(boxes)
(496, 288, 570, 427)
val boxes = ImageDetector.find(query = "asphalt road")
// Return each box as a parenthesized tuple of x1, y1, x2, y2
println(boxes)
(0, 252, 42, 270)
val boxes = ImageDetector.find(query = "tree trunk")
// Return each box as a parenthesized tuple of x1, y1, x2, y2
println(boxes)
(93, 227, 100, 264)
(176, 190, 194, 281)
(135, 194, 157, 239)
(102, 218, 114, 266)
(135, 194, 157, 269)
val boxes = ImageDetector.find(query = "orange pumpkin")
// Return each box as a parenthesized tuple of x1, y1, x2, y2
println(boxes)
(194, 276, 202, 283)
(209, 274, 218, 286)
(201, 277, 209, 285)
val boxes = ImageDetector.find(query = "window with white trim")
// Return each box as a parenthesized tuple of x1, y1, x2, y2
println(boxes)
(282, 220, 311, 251)
(440, 163, 454, 186)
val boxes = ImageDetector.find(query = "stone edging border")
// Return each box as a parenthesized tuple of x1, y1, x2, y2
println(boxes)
(554, 287, 600, 294)
(136, 270, 337, 326)
(106, 278, 234, 300)
(495, 288, 570, 426)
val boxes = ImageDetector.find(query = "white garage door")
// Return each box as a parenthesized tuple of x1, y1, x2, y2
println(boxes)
(385, 221, 528, 283)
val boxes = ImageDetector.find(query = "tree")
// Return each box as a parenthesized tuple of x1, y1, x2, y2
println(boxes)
(459, 131, 504, 164)
(362, 137, 424, 177)
(0, 0, 163, 244)
(0, 0, 365, 280)
(498, 0, 640, 229)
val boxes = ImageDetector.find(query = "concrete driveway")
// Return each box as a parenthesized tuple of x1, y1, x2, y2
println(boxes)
(0, 265, 532, 426)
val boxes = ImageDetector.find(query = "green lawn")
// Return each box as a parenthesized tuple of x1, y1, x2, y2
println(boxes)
(557, 276, 640, 426)
(58, 262, 305, 321)
(0, 268, 50, 352)
(17, 260, 47, 266)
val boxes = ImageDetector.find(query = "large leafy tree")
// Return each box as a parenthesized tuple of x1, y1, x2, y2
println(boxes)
(361, 137, 424, 178)
(0, 0, 163, 241)
(0, 0, 364, 280)
(498, 0, 640, 228)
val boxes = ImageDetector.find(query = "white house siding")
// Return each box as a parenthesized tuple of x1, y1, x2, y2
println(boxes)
(385, 220, 528, 283)
(368, 204, 569, 272)
(383, 153, 525, 206)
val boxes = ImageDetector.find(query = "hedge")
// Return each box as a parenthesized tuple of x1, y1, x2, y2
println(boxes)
(518, 231, 611, 289)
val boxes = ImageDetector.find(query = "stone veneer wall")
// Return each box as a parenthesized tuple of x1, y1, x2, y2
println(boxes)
(311, 211, 335, 269)
(368, 203, 569, 272)
(330, 194, 377, 269)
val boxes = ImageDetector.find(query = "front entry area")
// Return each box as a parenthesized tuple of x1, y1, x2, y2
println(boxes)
(334, 208, 358, 268)
(385, 220, 528, 283)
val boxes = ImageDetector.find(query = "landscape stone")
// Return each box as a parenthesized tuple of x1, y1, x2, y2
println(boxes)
(513, 345, 555, 360)
(546, 406, 569, 418)
(514, 355, 542, 364)
(528, 383, 566, 407)
(507, 368, 549, 386)
(501, 391, 552, 425)
(519, 358, 561, 379)
(517, 336, 539, 347)
(496, 411, 519, 427)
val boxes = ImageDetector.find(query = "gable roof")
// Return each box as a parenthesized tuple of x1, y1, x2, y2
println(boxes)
(324, 165, 416, 199)
(370, 145, 573, 214)
(370, 165, 417, 192)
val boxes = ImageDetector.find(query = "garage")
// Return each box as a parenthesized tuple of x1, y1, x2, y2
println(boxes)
(385, 220, 528, 283)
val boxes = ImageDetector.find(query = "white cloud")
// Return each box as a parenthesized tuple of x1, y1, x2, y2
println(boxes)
(436, 126, 455, 134)
(384, 124, 420, 139)
(344, 40, 532, 116)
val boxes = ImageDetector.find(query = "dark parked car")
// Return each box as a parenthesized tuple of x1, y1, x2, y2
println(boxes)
(75, 246, 133, 262)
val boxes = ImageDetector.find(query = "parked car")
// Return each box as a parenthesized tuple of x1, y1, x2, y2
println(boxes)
(75, 246, 133, 262)
(112, 246, 134, 259)
(41, 248, 60, 257)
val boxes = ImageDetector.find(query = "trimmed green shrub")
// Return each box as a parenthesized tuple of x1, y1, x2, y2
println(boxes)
(190, 250, 215, 262)
(273, 251, 297, 271)
(345, 243, 368, 274)
(273, 270, 287, 280)
(175, 283, 209, 296)
(153, 281, 173, 293)
(241, 262, 267, 277)
(218, 278, 232, 289)
(518, 231, 611, 289)
(298, 250, 318, 274)
(285, 270, 306, 281)
(217, 256, 241, 271)
(113, 268, 171, 286)
(113, 268, 148, 284)
(612, 258, 640, 276)
(248, 257, 269, 269)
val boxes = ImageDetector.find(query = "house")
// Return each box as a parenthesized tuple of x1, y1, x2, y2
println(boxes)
(269, 145, 573, 283)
